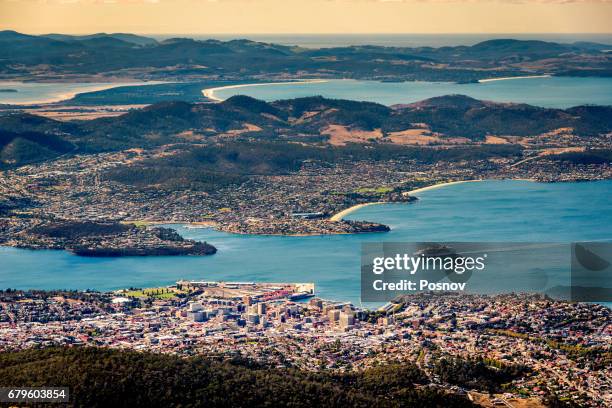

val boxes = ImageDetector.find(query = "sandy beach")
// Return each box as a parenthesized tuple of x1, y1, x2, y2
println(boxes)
(478, 74, 551, 83)
(329, 180, 483, 221)
(202, 79, 329, 102)
(329, 202, 387, 222)
(402, 179, 482, 195)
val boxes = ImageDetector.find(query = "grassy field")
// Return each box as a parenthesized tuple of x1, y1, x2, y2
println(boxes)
(123, 287, 184, 300)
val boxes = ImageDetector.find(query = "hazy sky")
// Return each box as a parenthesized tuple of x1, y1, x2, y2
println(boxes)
(1, 0, 611, 35)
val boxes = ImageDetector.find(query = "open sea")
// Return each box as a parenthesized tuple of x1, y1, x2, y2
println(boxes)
(2, 180, 611, 305)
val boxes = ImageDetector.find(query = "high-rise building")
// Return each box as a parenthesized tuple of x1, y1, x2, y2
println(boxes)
(257, 303, 267, 315)
(188, 302, 203, 312)
(328, 309, 340, 323)
(339, 312, 355, 329)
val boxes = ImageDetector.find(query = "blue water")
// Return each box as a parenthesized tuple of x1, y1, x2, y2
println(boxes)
(2, 180, 611, 304)
(5, 76, 611, 109)
(0, 81, 157, 105)
(212, 77, 612, 108)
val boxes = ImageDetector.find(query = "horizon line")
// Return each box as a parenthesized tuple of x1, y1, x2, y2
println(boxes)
(5, 30, 612, 36)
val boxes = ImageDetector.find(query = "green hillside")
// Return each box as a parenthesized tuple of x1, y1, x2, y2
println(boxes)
(0, 347, 475, 408)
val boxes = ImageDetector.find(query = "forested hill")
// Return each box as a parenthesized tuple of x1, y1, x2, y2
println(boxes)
(1, 31, 610, 80)
(0, 347, 476, 408)
(1, 95, 610, 168)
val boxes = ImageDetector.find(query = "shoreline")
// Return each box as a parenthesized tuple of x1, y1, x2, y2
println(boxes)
(152, 221, 388, 237)
(477, 74, 551, 83)
(202, 79, 330, 102)
(135, 179, 525, 226)
(200, 75, 555, 102)
(329, 179, 484, 221)
(0, 81, 164, 105)
(329, 202, 388, 222)
(120, 179, 548, 232)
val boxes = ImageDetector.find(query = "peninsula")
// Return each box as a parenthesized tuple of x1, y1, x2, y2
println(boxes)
(202, 79, 329, 102)
(0, 220, 216, 257)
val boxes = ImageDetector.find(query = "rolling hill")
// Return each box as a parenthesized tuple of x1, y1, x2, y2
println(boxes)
(42, 32, 158, 47)
(1, 31, 610, 81)
(0, 129, 74, 168)
(0, 95, 610, 166)
(0, 347, 475, 408)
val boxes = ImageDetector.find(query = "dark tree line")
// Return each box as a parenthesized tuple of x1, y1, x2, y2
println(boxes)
(0, 347, 476, 408)
(432, 356, 530, 393)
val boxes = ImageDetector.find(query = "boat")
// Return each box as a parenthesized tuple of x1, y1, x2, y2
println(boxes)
(289, 292, 315, 301)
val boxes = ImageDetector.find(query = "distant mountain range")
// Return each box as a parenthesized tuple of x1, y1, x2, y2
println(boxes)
(41, 32, 158, 47)
(1, 94, 610, 169)
(1, 30, 610, 81)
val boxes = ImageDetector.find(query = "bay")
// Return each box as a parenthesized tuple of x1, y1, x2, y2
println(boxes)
(2, 180, 611, 305)
(210, 77, 612, 108)
(0, 81, 159, 105)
